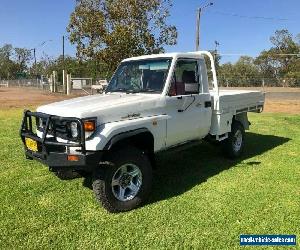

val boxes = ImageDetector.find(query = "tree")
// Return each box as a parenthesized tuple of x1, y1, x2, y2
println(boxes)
(217, 62, 234, 87)
(32, 53, 56, 78)
(0, 44, 13, 59)
(49, 55, 91, 82)
(255, 29, 300, 86)
(254, 50, 279, 85)
(234, 56, 261, 86)
(14, 48, 32, 73)
(218, 57, 261, 87)
(67, 0, 177, 75)
(270, 29, 299, 77)
(0, 44, 18, 79)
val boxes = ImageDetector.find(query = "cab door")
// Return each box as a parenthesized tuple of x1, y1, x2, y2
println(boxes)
(165, 58, 212, 147)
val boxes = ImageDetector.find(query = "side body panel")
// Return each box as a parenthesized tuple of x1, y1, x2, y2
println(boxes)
(165, 93, 212, 146)
(85, 115, 168, 152)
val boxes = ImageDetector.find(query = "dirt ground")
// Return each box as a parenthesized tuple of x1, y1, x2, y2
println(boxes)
(0, 87, 299, 114)
(0, 87, 81, 109)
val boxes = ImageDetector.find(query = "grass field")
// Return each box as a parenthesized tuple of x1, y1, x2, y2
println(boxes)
(0, 109, 299, 249)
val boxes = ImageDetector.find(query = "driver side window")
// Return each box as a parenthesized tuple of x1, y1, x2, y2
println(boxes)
(168, 59, 199, 96)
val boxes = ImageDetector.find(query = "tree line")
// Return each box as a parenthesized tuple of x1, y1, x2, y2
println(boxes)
(1, 0, 299, 87)
(216, 30, 300, 87)
(0, 45, 32, 79)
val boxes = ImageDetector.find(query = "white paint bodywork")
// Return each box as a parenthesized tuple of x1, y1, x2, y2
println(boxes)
(209, 90, 265, 136)
(36, 51, 265, 152)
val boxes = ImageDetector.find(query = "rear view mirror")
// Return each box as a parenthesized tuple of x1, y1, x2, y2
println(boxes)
(184, 83, 199, 94)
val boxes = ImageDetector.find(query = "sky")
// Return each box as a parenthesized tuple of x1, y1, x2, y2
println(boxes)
(0, 0, 299, 63)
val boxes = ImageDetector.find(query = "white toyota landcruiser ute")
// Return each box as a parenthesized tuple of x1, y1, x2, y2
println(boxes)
(20, 51, 265, 212)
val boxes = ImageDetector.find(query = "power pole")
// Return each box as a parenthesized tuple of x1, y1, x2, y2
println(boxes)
(195, 2, 213, 51)
(62, 35, 65, 68)
(33, 48, 36, 67)
(195, 8, 201, 51)
(62, 35, 67, 94)
(33, 48, 37, 76)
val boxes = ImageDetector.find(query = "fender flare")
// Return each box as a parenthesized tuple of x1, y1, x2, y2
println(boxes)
(103, 128, 151, 150)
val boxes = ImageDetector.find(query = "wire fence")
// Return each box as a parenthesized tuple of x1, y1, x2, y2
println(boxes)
(0, 77, 299, 94)
(0, 78, 108, 95)
(217, 77, 300, 88)
(0, 79, 50, 90)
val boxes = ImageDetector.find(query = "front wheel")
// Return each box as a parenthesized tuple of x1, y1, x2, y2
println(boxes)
(92, 147, 152, 213)
(222, 121, 245, 159)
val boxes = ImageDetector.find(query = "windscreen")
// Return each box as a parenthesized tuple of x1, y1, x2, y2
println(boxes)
(106, 58, 172, 93)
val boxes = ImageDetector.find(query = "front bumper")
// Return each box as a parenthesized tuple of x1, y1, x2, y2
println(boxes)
(24, 150, 103, 172)
(20, 110, 103, 172)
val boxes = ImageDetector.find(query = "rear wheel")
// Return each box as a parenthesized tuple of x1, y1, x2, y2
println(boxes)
(223, 121, 245, 159)
(92, 147, 152, 213)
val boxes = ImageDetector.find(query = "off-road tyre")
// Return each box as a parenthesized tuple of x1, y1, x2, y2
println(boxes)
(92, 147, 152, 213)
(222, 121, 245, 159)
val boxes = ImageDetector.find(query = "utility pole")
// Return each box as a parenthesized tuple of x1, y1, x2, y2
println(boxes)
(62, 35, 67, 94)
(33, 48, 36, 68)
(195, 8, 201, 51)
(33, 48, 37, 77)
(62, 35, 65, 69)
(195, 2, 213, 51)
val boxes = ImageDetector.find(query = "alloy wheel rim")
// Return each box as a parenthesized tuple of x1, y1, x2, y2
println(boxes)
(233, 130, 243, 152)
(111, 163, 142, 201)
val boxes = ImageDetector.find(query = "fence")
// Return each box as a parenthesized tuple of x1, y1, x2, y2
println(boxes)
(217, 77, 300, 88)
(1, 76, 299, 95)
(0, 79, 50, 90)
(0, 77, 109, 95)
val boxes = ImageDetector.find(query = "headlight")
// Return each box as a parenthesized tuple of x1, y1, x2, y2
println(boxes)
(38, 118, 44, 128)
(70, 122, 78, 138)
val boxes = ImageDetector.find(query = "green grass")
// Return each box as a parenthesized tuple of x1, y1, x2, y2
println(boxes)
(0, 109, 299, 249)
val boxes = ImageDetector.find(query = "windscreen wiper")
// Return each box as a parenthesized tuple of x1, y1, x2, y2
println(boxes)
(107, 88, 128, 93)
(110, 88, 159, 94)
(125, 89, 141, 94)
(139, 88, 159, 93)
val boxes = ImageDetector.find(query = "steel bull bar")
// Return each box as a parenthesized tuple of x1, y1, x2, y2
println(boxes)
(20, 110, 102, 172)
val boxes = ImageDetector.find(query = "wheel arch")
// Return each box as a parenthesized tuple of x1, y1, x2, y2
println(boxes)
(104, 128, 154, 152)
(103, 128, 155, 167)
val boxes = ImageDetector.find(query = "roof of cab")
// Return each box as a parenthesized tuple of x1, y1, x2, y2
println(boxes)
(122, 52, 205, 62)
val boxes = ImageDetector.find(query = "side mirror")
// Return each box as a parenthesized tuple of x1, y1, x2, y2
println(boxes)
(184, 83, 199, 94)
